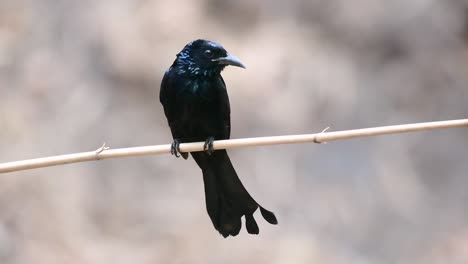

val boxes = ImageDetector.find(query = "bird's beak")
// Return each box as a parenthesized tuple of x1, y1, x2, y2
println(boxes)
(212, 53, 246, 69)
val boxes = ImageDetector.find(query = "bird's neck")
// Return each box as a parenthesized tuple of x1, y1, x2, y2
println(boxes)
(173, 58, 224, 78)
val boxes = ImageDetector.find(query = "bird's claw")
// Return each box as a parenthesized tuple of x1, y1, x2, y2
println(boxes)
(171, 139, 182, 158)
(203, 137, 215, 155)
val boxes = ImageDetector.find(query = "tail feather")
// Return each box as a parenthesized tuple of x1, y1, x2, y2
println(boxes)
(191, 150, 277, 237)
(260, 206, 278, 225)
(245, 213, 259, 234)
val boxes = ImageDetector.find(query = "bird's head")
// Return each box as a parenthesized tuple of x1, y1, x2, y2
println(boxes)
(175, 39, 245, 76)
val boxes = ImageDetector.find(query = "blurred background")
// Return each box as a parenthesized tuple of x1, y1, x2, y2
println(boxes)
(1, 0, 468, 263)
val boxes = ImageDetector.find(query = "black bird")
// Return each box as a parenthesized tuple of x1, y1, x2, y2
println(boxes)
(159, 39, 277, 237)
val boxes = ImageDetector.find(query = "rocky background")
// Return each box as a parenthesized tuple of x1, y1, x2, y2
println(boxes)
(1, 0, 468, 263)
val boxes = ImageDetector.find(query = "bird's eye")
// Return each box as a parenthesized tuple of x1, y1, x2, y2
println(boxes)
(204, 49, 214, 58)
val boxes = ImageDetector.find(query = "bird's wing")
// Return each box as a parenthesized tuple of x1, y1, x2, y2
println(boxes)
(217, 76, 231, 139)
(159, 69, 172, 119)
(159, 68, 182, 139)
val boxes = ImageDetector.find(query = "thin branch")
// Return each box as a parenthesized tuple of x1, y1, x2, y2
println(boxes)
(1, 119, 467, 174)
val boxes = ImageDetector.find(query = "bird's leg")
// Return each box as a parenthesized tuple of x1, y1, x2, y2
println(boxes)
(171, 139, 182, 158)
(203, 136, 215, 155)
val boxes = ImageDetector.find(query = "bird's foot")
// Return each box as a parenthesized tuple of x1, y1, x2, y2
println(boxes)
(171, 139, 182, 158)
(203, 137, 215, 155)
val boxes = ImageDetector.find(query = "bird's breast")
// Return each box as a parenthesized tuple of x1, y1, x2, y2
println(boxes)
(182, 79, 217, 102)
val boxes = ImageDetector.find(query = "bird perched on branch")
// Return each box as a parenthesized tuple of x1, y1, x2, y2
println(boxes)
(159, 39, 277, 237)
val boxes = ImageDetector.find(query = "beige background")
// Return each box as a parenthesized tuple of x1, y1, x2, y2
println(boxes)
(1, 0, 468, 263)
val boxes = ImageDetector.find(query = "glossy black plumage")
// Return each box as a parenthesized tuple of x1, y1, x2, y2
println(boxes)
(159, 39, 277, 237)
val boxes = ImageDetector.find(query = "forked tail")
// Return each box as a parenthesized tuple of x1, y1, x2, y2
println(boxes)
(191, 150, 277, 237)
